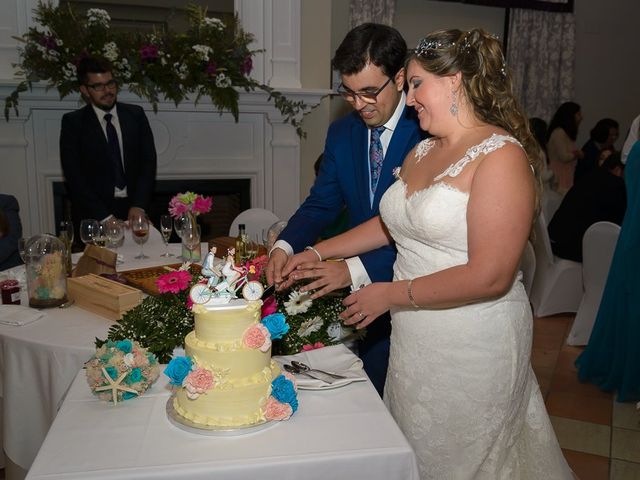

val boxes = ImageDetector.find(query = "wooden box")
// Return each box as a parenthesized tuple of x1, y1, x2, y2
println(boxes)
(67, 274, 143, 320)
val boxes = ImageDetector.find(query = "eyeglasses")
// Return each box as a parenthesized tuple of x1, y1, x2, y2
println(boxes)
(86, 79, 117, 92)
(337, 76, 393, 104)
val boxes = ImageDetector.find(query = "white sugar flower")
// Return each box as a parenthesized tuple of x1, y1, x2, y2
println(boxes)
(285, 290, 313, 315)
(215, 72, 232, 88)
(203, 17, 225, 30)
(123, 353, 135, 367)
(86, 8, 111, 27)
(297, 316, 323, 337)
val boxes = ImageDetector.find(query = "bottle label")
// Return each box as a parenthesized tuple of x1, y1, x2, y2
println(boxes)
(11, 292, 20, 303)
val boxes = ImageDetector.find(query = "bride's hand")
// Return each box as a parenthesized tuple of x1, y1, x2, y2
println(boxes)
(341, 283, 392, 329)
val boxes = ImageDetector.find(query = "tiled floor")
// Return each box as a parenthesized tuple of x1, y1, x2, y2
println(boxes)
(532, 314, 640, 480)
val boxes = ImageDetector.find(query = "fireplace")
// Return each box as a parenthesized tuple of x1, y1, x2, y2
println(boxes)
(53, 178, 251, 244)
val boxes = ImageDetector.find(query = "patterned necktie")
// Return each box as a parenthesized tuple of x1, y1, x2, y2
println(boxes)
(369, 126, 385, 196)
(103, 113, 127, 189)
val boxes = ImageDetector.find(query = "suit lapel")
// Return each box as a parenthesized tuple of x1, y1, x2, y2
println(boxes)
(351, 119, 372, 214)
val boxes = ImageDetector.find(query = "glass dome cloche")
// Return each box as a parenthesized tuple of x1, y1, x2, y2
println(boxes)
(23, 233, 68, 308)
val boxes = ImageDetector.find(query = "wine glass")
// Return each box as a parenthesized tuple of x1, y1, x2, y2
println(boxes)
(182, 224, 201, 261)
(174, 214, 186, 239)
(103, 218, 124, 264)
(92, 222, 108, 247)
(79, 219, 99, 247)
(160, 214, 174, 257)
(131, 215, 150, 260)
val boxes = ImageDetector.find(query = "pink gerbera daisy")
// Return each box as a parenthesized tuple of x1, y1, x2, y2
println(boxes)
(156, 270, 192, 294)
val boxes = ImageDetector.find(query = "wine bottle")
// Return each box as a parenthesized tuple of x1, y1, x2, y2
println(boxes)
(235, 223, 247, 264)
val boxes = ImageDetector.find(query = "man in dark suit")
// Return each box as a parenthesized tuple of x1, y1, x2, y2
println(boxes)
(549, 153, 626, 262)
(266, 24, 423, 396)
(0, 194, 23, 271)
(60, 58, 156, 230)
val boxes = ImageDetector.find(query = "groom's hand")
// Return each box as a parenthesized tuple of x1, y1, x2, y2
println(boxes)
(289, 260, 351, 299)
(265, 248, 289, 289)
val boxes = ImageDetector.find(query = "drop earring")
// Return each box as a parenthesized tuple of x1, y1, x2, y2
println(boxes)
(449, 87, 458, 117)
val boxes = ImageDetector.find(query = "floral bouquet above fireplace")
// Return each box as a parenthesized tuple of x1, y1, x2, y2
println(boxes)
(168, 192, 213, 218)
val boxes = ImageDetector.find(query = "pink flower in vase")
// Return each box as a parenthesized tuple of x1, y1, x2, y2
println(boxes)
(156, 270, 192, 294)
(301, 342, 325, 352)
(264, 397, 293, 421)
(168, 198, 188, 218)
(192, 196, 212, 215)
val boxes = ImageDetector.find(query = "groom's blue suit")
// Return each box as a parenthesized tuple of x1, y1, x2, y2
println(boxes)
(279, 105, 423, 394)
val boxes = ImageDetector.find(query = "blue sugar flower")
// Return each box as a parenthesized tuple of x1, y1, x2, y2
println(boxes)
(105, 366, 119, 381)
(127, 367, 142, 384)
(164, 356, 193, 386)
(116, 339, 133, 353)
(123, 391, 138, 400)
(271, 374, 298, 412)
(261, 313, 289, 340)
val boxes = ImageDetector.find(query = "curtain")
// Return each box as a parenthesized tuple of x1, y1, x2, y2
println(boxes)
(349, 0, 396, 27)
(507, 8, 575, 122)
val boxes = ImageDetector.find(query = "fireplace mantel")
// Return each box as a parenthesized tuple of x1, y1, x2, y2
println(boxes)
(0, 83, 328, 236)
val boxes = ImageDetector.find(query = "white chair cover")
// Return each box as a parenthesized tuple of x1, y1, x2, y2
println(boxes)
(229, 208, 280, 241)
(566, 221, 620, 346)
(529, 211, 583, 317)
(519, 240, 536, 297)
(542, 189, 563, 226)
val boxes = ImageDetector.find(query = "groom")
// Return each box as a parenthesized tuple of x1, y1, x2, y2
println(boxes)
(266, 23, 423, 396)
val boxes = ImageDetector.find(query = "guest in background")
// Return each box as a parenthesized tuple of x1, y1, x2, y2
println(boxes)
(265, 23, 424, 395)
(546, 101, 583, 193)
(576, 141, 640, 402)
(0, 194, 23, 271)
(621, 113, 639, 163)
(60, 57, 157, 234)
(575, 118, 619, 183)
(548, 153, 626, 262)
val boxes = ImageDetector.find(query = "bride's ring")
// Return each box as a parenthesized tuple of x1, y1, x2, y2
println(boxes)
(358, 312, 364, 319)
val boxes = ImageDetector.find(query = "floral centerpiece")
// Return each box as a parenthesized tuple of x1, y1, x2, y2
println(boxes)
(86, 339, 160, 404)
(5, 2, 307, 136)
(168, 192, 212, 218)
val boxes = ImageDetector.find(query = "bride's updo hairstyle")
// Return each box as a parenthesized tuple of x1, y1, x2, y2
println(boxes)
(409, 28, 543, 211)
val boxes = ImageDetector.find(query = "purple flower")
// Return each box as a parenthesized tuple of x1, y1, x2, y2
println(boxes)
(140, 44, 159, 62)
(206, 61, 217, 76)
(241, 55, 253, 75)
(39, 35, 57, 50)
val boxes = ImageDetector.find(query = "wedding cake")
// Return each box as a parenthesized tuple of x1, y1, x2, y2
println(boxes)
(166, 299, 297, 428)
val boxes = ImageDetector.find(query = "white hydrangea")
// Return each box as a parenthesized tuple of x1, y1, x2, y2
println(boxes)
(86, 8, 111, 28)
(297, 316, 323, 338)
(215, 72, 232, 88)
(103, 41, 119, 61)
(203, 17, 225, 30)
(192, 44, 213, 62)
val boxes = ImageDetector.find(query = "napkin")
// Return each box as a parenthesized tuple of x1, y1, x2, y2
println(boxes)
(274, 343, 367, 389)
(0, 305, 45, 326)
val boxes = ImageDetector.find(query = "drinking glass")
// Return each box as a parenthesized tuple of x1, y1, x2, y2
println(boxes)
(131, 215, 150, 260)
(103, 218, 124, 264)
(182, 224, 201, 261)
(160, 214, 174, 257)
(174, 214, 186, 239)
(92, 222, 108, 247)
(79, 219, 99, 247)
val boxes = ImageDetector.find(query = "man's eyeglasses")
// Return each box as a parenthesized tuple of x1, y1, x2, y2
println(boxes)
(337, 76, 393, 104)
(86, 79, 117, 92)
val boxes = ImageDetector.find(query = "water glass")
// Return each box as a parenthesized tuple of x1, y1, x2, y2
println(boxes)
(160, 214, 174, 257)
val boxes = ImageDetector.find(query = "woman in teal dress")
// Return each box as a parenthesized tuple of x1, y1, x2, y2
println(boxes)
(576, 140, 640, 401)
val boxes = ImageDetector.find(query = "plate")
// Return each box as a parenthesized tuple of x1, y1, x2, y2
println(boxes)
(296, 376, 367, 391)
(165, 394, 277, 436)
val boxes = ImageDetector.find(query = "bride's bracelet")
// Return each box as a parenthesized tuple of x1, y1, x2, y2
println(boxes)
(304, 245, 323, 261)
(407, 279, 420, 308)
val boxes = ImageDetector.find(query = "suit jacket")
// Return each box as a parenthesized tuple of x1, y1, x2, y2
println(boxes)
(548, 167, 626, 262)
(60, 102, 157, 222)
(280, 106, 423, 283)
(0, 194, 23, 271)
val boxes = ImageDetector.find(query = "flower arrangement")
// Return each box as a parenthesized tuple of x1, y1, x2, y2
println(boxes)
(168, 192, 212, 219)
(86, 339, 160, 404)
(5, 2, 307, 136)
(96, 264, 200, 363)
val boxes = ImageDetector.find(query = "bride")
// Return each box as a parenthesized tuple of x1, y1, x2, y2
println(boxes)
(281, 29, 573, 479)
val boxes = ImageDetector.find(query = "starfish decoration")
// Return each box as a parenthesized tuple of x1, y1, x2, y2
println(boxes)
(94, 367, 139, 404)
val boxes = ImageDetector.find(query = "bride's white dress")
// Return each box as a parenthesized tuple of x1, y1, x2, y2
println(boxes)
(379, 134, 573, 479)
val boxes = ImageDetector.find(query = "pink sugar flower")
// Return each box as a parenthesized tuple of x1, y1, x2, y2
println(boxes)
(264, 397, 293, 421)
(261, 295, 277, 317)
(183, 367, 214, 399)
(301, 342, 325, 352)
(156, 270, 192, 294)
(243, 324, 271, 352)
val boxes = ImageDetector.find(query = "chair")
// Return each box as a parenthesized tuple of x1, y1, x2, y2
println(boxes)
(529, 211, 583, 317)
(519, 240, 536, 297)
(566, 222, 620, 346)
(542, 189, 563, 226)
(229, 208, 280, 242)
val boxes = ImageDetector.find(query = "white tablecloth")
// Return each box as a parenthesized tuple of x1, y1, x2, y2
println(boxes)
(0, 236, 207, 472)
(26, 361, 419, 480)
